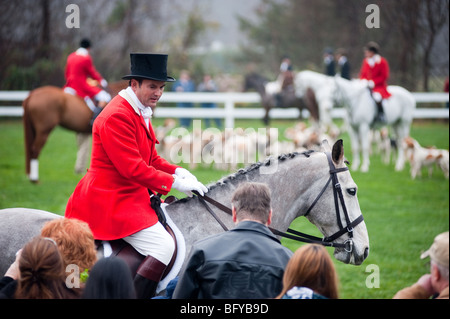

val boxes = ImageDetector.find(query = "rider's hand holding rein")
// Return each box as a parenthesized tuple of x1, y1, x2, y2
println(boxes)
(172, 168, 208, 197)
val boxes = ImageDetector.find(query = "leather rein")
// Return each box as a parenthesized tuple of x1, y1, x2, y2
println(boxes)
(194, 151, 364, 253)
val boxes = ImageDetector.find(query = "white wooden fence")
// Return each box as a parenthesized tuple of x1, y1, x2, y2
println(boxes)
(0, 91, 448, 128)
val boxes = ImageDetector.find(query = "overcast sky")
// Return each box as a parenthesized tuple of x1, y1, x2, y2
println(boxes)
(179, 0, 263, 50)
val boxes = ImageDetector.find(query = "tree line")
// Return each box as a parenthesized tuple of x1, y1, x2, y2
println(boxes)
(0, 0, 448, 92)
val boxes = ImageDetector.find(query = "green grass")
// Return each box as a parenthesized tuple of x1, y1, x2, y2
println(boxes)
(0, 117, 448, 299)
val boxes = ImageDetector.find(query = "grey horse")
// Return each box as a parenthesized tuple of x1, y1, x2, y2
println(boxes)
(0, 140, 369, 280)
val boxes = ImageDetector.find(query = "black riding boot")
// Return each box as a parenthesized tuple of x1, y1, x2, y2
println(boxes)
(90, 106, 103, 127)
(375, 101, 386, 123)
(134, 255, 167, 299)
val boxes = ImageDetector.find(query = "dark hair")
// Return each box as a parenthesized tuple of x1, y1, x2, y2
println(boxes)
(15, 236, 75, 299)
(128, 78, 144, 87)
(365, 41, 379, 54)
(80, 38, 91, 49)
(82, 257, 136, 299)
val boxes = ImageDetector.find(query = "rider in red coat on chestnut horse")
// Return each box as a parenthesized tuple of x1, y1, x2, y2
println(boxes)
(64, 38, 111, 121)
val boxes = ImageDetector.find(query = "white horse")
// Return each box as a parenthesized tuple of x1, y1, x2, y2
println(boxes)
(333, 77, 416, 172)
(294, 70, 338, 131)
(0, 140, 370, 289)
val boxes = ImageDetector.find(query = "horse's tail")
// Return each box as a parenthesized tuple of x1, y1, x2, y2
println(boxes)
(305, 87, 320, 122)
(22, 93, 35, 175)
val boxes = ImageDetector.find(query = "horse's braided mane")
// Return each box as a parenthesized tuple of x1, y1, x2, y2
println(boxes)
(169, 150, 315, 205)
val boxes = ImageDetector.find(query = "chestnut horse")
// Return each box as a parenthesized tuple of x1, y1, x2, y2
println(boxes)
(23, 81, 128, 183)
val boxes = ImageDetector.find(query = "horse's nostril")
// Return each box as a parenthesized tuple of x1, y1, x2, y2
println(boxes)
(364, 247, 369, 259)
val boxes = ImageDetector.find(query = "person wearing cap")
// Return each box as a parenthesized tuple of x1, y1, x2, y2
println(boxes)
(359, 41, 391, 123)
(335, 48, 351, 80)
(65, 53, 208, 299)
(323, 48, 336, 77)
(393, 231, 449, 299)
(64, 38, 111, 122)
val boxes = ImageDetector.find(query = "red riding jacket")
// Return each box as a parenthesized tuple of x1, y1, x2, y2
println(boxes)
(359, 54, 392, 99)
(64, 48, 104, 99)
(65, 92, 179, 240)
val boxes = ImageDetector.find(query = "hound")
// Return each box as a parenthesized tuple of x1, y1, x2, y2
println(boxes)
(402, 137, 449, 179)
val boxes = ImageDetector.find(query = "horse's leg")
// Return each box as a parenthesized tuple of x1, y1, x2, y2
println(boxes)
(359, 123, 371, 172)
(29, 130, 51, 182)
(22, 98, 34, 177)
(393, 124, 409, 171)
(348, 125, 361, 171)
(304, 88, 319, 123)
(264, 104, 270, 126)
(74, 133, 91, 174)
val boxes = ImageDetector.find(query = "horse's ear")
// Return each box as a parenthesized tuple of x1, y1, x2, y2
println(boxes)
(332, 139, 344, 164)
(321, 139, 331, 153)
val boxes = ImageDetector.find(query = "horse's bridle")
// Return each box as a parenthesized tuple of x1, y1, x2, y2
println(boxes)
(290, 152, 364, 252)
(194, 151, 364, 253)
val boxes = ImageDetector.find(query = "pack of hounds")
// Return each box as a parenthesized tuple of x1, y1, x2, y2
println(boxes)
(154, 119, 449, 180)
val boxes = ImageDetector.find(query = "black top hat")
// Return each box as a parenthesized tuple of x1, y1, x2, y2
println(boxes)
(122, 53, 175, 82)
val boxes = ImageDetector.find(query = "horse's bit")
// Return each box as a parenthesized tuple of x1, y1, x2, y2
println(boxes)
(194, 151, 364, 253)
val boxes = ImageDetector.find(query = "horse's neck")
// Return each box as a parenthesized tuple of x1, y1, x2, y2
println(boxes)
(204, 153, 322, 230)
(337, 79, 368, 109)
(256, 78, 268, 95)
(302, 72, 332, 90)
(166, 152, 325, 252)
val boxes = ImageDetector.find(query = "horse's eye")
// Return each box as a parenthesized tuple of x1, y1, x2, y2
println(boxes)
(347, 188, 357, 196)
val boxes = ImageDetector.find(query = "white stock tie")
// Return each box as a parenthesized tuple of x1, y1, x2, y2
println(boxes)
(140, 107, 153, 119)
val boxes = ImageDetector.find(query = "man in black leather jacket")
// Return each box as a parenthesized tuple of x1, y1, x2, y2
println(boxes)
(172, 182, 293, 299)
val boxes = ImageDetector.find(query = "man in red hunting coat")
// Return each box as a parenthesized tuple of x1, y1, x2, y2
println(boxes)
(64, 38, 111, 119)
(359, 41, 391, 123)
(65, 53, 208, 298)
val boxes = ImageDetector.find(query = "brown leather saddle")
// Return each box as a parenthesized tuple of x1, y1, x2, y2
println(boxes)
(95, 222, 177, 280)
(95, 195, 179, 280)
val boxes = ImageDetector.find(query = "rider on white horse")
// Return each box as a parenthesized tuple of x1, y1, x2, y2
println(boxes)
(359, 41, 391, 124)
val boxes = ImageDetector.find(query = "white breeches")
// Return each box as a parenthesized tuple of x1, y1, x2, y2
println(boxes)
(123, 222, 175, 266)
(94, 90, 111, 103)
(372, 91, 382, 103)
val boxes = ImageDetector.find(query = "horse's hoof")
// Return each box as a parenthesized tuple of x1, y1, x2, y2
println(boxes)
(30, 179, 40, 184)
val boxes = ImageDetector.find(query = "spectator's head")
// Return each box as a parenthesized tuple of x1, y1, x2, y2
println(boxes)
(277, 244, 339, 299)
(421, 231, 449, 288)
(231, 182, 272, 225)
(82, 257, 136, 299)
(41, 218, 97, 272)
(15, 236, 73, 299)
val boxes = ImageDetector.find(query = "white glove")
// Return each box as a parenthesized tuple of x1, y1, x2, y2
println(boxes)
(100, 79, 108, 88)
(175, 167, 198, 181)
(172, 175, 208, 197)
(360, 79, 375, 89)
